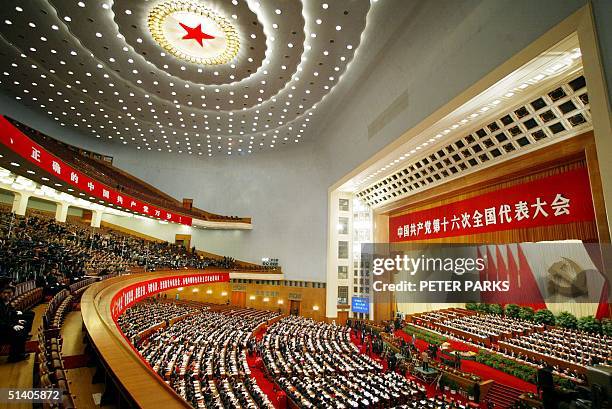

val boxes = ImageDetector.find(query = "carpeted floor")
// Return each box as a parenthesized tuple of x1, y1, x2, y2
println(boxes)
(246, 353, 280, 408)
(461, 360, 537, 393)
(394, 329, 538, 393)
(247, 325, 536, 409)
(354, 329, 483, 407)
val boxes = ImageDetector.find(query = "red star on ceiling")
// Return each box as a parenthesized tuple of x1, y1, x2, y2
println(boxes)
(179, 22, 215, 46)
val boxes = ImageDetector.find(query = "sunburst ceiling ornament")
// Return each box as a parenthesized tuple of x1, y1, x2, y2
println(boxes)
(147, 0, 239, 66)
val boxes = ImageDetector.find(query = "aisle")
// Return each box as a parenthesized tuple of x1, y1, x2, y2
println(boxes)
(246, 353, 280, 408)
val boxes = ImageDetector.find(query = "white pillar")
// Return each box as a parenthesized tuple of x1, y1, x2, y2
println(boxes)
(326, 190, 340, 319)
(91, 209, 103, 228)
(55, 202, 70, 223)
(11, 192, 31, 216)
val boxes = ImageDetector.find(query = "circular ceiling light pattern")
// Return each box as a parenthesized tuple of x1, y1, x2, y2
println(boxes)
(148, 1, 239, 66)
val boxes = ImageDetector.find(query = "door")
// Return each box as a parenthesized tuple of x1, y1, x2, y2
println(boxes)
(175, 234, 192, 250)
(289, 300, 301, 316)
(231, 291, 246, 307)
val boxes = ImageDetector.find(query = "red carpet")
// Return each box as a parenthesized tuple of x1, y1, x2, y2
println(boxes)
(350, 329, 388, 371)
(394, 328, 430, 352)
(247, 325, 532, 409)
(252, 324, 267, 341)
(394, 329, 537, 393)
(461, 360, 537, 393)
(246, 353, 280, 408)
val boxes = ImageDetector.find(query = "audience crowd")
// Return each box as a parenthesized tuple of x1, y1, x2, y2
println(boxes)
(120, 300, 278, 409)
(260, 316, 422, 408)
(495, 326, 611, 382)
(412, 308, 611, 385)
(0, 207, 273, 292)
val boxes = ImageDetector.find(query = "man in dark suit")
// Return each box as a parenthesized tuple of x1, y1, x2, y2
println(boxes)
(0, 282, 33, 362)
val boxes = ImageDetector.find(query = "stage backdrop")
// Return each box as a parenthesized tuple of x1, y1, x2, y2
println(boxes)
(386, 154, 609, 318)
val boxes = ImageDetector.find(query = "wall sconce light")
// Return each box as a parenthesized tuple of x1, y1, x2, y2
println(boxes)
(249, 295, 256, 300)
(221, 291, 228, 296)
(206, 289, 213, 294)
(277, 299, 284, 305)
(313, 305, 320, 311)
(192, 288, 199, 293)
(263, 297, 269, 302)
(177, 287, 184, 292)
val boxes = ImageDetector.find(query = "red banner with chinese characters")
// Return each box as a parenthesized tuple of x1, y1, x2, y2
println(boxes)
(389, 168, 595, 242)
(0, 116, 192, 225)
(110, 272, 229, 320)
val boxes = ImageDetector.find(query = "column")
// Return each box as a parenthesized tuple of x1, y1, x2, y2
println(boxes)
(55, 202, 70, 223)
(91, 209, 103, 228)
(579, 3, 612, 241)
(11, 192, 31, 216)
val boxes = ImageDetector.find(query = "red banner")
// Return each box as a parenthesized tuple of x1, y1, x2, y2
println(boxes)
(389, 168, 595, 242)
(0, 116, 192, 225)
(110, 272, 229, 320)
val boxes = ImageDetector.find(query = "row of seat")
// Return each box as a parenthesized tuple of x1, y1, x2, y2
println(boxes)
(37, 329, 75, 408)
(43, 290, 74, 331)
(11, 284, 44, 312)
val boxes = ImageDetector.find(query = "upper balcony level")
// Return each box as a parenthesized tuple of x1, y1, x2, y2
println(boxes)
(0, 116, 251, 229)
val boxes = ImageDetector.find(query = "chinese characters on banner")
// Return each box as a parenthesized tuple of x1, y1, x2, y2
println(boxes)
(110, 272, 230, 320)
(389, 168, 595, 242)
(0, 116, 192, 225)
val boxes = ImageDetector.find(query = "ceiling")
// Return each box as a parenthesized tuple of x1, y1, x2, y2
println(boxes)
(0, 0, 377, 157)
(338, 34, 592, 209)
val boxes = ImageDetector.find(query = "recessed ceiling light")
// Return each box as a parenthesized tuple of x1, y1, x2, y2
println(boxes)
(64, 16, 71, 21)
(275, 9, 282, 14)
(322, 3, 329, 9)
(125, 9, 132, 15)
(336, 25, 342, 31)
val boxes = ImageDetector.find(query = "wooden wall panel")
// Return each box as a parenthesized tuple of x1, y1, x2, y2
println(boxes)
(162, 282, 327, 321)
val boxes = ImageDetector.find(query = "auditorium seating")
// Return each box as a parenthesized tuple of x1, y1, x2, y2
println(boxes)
(0, 207, 274, 288)
(36, 325, 75, 408)
(43, 290, 74, 331)
(413, 309, 541, 347)
(10, 280, 43, 311)
(7, 117, 250, 224)
(118, 300, 279, 409)
(410, 307, 611, 385)
(117, 298, 205, 342)
(495, 326, 611, 382)
(262, 316, 426, 408)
